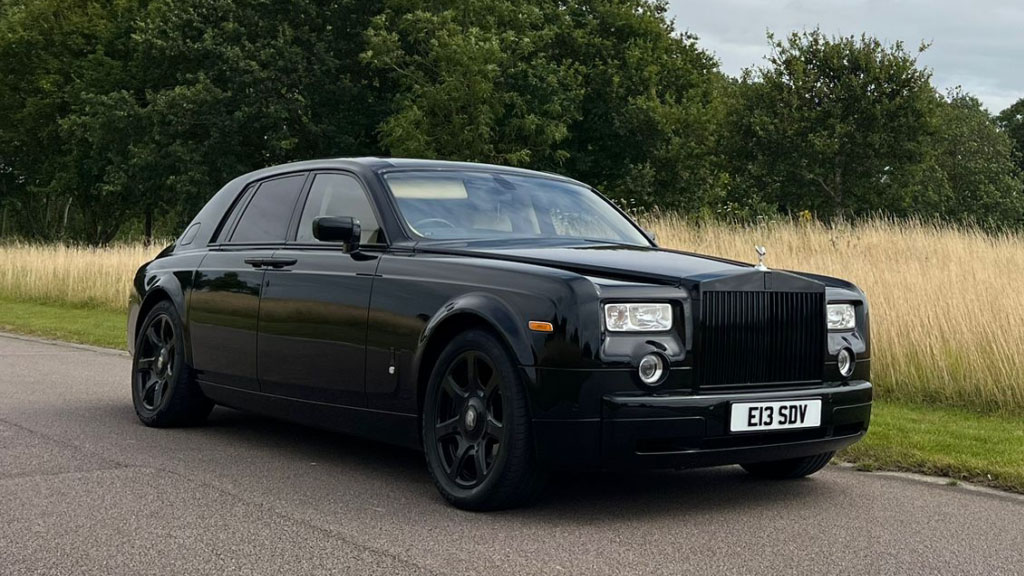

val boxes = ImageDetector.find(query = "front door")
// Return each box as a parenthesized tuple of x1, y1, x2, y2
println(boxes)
(257, 171, 384, 406)
(189, 173, 308, 391)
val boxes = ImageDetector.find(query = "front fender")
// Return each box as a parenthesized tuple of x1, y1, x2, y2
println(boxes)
(412, 291, 536, 379)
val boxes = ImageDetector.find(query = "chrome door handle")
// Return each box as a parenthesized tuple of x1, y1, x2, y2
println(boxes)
(263, 258, 297, 269)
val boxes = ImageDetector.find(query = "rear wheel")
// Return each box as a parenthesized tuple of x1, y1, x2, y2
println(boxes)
(422, 330, 544, 510)
(132, 301, 213, 427)
(741, 451, 834, 479)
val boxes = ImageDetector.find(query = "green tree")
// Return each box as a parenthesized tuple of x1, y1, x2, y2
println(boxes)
(73, 0, 389, 240)
(3, 2, 1023, 241)
(364, 0, 727, 212)
(555, 1, 728, 212)
(0, 0, 388, 243)
(996, 98, 1024, 174)
(729, 30, 943, 220)
(933, 91, 1023, 228)
(0, 0, 139, 241)
(363, 0, 585, 168)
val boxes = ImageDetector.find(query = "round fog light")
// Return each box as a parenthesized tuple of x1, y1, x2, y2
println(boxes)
(638, 353, 666, 386)
(837, 348, 855, 378)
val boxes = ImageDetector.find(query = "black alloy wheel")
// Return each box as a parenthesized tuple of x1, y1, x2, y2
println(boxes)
(422, 330, 544, 510)
(136, 312, 176, 411)
(132, 301, 213, 427)
(434, 351, 505, 488)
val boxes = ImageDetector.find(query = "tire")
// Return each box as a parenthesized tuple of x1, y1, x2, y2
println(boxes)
(741, 451, 835, 479)
(422, 329, 545, 510)
(132, 301, 213, 427)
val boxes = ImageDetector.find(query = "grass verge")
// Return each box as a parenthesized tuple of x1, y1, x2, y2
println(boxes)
(0, 300, 1020, 493)
(839, 401, 1024, 493)
(0, 298, 126, 349)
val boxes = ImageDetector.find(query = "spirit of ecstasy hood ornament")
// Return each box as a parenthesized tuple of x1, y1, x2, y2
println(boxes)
(754, 245, 768, 271)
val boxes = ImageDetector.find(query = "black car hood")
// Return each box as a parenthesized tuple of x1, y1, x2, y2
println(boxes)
(417, 241, 788, 288)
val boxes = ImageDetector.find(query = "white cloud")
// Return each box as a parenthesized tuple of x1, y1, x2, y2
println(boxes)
(667, 0, 1024, 113)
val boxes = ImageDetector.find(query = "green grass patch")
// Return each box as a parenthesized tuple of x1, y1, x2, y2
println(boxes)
(840, 401, 1024, 493)
(0, 298, 125, 349)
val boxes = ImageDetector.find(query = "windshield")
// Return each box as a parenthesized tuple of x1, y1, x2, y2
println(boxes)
(383, 170, 650, 246)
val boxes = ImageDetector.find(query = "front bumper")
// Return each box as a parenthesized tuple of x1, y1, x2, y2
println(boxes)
(532, 379, 872, 469)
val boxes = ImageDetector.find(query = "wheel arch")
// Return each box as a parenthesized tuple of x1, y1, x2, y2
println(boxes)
(132, 273, 191, 363)
(413, 293, 535, 414)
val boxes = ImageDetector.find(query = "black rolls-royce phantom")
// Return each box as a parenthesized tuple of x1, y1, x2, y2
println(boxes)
(127, 158, 871, 510)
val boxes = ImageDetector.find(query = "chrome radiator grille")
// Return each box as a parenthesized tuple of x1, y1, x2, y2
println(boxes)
(696, 291, 825, 388)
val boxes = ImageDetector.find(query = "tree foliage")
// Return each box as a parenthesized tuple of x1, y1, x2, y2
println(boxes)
(728, 32, 945, 220)
(997, 97, 1024, 175)
(933, 91, 1023, 228)
(364, 0, 583, 168)
(0, 1, 1021, 243)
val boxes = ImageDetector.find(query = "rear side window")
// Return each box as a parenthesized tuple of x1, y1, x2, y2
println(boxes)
(230, 175, 305, 243)
(179, 223, 201, 246)
(296, 173, 383, 244)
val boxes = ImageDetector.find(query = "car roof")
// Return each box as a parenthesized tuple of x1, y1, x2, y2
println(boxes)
(248, 157, 586, 186)
(176, 157, 591, 250)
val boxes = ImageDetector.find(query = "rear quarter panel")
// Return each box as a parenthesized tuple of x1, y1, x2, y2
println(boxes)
(127, 248, 205, 361)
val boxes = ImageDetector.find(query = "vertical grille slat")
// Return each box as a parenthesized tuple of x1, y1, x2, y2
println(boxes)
(697, 291, 824, 389)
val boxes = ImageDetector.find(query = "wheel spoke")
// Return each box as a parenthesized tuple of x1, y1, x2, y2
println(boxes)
(484, 414, 504, 441)
(160, 317, 173, 344)
(165, 345, 175, 375)
(442, 375, 468, 400)
(435, 416, 459, 440)
(137, 356, 156, 371)
(482, 372, 499, 401)
(145, 325, 160, 348)
(473, 444, 487, 478)
(141, 376, 157, 405)
(466, 353, 479, 389)
(448, 440, 471, 481)
(152, 379, 164, 407)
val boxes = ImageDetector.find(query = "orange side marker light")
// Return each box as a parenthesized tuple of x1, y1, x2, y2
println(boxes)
(528, 321, 554, 333)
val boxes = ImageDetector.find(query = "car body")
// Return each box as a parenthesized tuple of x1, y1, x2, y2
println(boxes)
(128, 157, 871, 509)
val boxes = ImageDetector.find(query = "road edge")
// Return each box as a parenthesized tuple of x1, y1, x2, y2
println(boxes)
(0, 330, 129, 357)
(832, 461, 1024, 503)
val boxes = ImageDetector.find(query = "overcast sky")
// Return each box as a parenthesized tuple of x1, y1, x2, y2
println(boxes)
(667, 0, 1024, 113)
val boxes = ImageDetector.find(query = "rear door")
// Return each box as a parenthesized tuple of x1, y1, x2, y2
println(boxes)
(189, 173, 308, 391)
(257, 171, 384, 406)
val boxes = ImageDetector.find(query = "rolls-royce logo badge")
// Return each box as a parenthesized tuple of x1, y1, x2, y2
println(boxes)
(754, 245, 768, 271)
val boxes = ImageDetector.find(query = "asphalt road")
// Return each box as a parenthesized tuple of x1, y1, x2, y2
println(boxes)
(1, 333, 1022, 576)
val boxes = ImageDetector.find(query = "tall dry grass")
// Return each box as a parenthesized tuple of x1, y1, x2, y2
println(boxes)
(0, 241, 164, 310)
(2, 217, 1023, 414)
(646, 215, 1024, 415)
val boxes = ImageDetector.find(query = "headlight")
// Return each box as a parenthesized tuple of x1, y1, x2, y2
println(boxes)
(827, 303, 856, 331)
(604, 303, 672, 332)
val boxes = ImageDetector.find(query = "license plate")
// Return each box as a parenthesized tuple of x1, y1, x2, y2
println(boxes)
(730, 399, 822, 432)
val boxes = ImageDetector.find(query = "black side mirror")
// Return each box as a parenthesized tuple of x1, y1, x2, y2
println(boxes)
(313, 216, 361, 251)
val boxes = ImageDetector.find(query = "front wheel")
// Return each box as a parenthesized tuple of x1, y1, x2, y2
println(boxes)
(741, 451, 835, 479)
(132, 301, 213, 427)
(422, 330, 544, 510)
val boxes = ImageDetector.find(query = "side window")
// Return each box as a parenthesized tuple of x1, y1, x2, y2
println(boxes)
(179, 223, 201, 246)
(229, 175, 306, 243)
(296, 173, 383, 244)
(211, 185, 253, 243)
